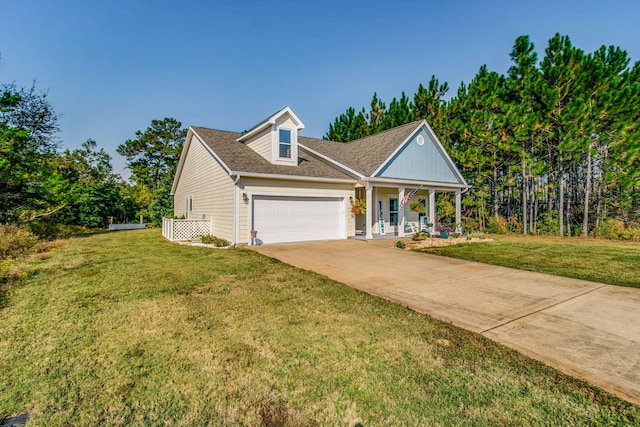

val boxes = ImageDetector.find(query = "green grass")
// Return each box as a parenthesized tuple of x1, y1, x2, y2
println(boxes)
(1, 229, 638, 425)
(416, 235, 640, 288)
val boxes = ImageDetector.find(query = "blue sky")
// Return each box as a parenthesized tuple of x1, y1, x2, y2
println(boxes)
(2, 0, 639, 178)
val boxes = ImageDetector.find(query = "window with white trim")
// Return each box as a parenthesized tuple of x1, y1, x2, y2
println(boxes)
(278, 129, 292, 159)
(389, 198, 398, 226)
(186, 196, 193, 218)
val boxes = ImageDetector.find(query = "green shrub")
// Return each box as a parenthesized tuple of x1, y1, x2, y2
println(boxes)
(468, 231, 487, 240)
(29, 222, 96, 241)
(486, 216, 508, 234)
(536, 210, 559, 235)
(201, 235, 230, 247)
(506, 216, 522, 233)
(0, 257, 29, 284)
(594, 219, 640, 241)
(411, 232, 427, 241)
(450, 233, 461, 238)
(395, 241, 406, 249)
(0, 225, 41, 285)
(0, 225, 40, 259)
(461, 217, 481, 232)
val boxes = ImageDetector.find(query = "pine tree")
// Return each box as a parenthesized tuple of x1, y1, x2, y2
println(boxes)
(324, 107, 369, 141)
(413, 75, 449, 136)
(366, 92, 387, 134)
(505, 35, 543, 234)
(451, 65, 511, 227)
(539, 34, 587, 235)
(323, 33, 640, 231)
(381, 92, 415, 129)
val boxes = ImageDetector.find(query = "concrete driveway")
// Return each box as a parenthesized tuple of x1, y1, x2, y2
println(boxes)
(251, 239, 640, 405)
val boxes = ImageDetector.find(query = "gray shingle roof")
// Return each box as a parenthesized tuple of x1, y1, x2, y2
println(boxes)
(191, 126, 356, 181)
(299, 120, 423, 176)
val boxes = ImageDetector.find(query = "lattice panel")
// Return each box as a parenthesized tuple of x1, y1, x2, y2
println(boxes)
(165, 219, 211, 241)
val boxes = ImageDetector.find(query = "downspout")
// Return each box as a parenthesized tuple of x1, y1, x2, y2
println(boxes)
(233, 175, 241, 247)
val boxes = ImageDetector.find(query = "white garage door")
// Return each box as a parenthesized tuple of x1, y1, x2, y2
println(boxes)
(252, 196, 345, 244)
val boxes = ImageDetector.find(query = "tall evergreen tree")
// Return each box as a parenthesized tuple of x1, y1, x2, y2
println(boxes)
(381, 92, 415, 129)
(366, 92, 387, 134)
(413, 75, 449, 136)
(539, 34, 587, 235)
(451, 65, 512, 227)
(324, 107, 369, 141)
(324, 33, 640, 233)
(505, 35, 543, 234)
(117, 118, 186, 225)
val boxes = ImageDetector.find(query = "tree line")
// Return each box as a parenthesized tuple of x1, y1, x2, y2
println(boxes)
(0, 78, 185, 238)
(2, 32, 638, 239)
(325, 33, 640, 237)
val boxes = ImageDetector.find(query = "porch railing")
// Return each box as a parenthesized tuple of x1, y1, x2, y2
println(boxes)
(162, 218, 212, 242)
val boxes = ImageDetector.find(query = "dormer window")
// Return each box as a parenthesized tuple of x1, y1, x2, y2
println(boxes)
(279, 129, 292, 159)
(236, 106, 303, 166)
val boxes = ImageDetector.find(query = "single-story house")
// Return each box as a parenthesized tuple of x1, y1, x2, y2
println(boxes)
(170, 106, 468, 245)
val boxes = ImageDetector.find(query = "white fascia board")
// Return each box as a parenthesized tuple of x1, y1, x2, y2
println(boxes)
(230, 170, 356, 184)
(237, 106, 305, 142)
(298, 144, 365, 179)
(364, 176, 470, 190)
(281, 106, 305, 130)
(170, 128, 193, 195)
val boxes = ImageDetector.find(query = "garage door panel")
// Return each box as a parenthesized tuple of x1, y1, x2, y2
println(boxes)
(253, 196, 345, 244)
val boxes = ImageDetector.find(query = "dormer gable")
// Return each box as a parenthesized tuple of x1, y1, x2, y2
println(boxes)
(236, 106, 304, 166)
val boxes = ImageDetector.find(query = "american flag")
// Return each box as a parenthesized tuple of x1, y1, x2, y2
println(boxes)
(399, 187, 420, 210)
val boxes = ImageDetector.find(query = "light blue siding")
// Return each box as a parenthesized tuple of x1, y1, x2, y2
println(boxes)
(376, 128, 460, 183)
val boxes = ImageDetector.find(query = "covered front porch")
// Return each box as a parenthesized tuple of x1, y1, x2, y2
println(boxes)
(352, 180, 464, 240)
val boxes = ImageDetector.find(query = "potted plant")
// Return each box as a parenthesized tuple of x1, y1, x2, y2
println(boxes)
(410, 201, 426, 213)
(350, 198, 366, 215)
(438, 226, 453, 239)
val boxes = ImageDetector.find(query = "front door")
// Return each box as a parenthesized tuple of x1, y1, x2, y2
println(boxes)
(388, 197, 398, 234)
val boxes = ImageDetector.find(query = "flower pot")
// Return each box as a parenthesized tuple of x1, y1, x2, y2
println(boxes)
(439, 231, 449, 239)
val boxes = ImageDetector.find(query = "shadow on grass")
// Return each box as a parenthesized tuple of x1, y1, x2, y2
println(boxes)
(0, 276, 20, 311)
(0, 283, 7, 310)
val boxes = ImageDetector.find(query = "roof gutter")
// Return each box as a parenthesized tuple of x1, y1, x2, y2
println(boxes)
(363, 177, 470, 190)
(229, 170, 356, 184)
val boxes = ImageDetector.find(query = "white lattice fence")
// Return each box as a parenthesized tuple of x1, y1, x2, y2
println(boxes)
(162, 218, 212, 241)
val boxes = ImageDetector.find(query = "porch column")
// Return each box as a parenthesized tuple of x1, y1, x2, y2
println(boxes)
(365, 183, 373, 239)
(428, 189, 436, 235)
(398, 187, 405, 237)
(455, 190, 462, 233)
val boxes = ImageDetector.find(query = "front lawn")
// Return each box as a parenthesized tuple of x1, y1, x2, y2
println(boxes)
(0, 229, 638, 425)
(416, 235, 640, 288)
